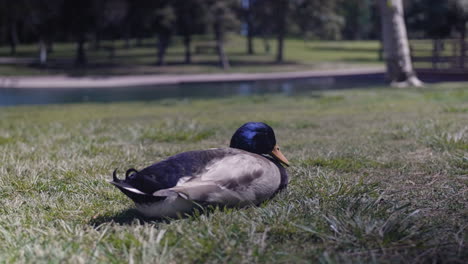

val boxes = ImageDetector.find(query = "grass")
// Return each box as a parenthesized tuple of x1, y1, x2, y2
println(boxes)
(0, 83, 467, 263)
(0, 35, 382, 76)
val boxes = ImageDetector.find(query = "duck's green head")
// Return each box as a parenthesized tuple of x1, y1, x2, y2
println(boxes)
(230, 122, 289, 167)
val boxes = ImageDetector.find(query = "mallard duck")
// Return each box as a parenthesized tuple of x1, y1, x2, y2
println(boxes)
(110, 122, 289, 218)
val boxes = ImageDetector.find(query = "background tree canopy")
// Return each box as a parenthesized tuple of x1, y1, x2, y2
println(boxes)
(0, 0, 466, 66)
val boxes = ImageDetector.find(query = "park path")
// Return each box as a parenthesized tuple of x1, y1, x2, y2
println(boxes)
(0, 67, 384, 89)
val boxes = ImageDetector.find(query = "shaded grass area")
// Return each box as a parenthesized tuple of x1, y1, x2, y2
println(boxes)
(0, 36, 382, 76)
(0, 83, 467, 263)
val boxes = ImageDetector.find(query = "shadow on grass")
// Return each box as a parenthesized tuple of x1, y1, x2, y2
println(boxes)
(339, 57, 381, 63)
(306, 46, 379, 53)
(27, 61, 136, 77)
(0, 51, 38, 57)
(146, 59, 300, 67)
(89, 208, 171, 226)
(89, 204, 237, 227)
(23, 58, 303, 77)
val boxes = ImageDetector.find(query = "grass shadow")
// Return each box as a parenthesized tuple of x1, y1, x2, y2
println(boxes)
(89, 204, 240, 227)
(89, 209, 170, 226)
(146, 59, 301, 67)
(306, 45, 379, 53)
(339, 57, 381, 63)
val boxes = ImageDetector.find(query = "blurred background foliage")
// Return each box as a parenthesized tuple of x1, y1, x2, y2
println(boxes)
(0, 0, 467, 67)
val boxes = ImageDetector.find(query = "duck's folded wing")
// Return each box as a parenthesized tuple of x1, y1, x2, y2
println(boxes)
(153, 183, 246, 206)
(153, 152, 281, 206)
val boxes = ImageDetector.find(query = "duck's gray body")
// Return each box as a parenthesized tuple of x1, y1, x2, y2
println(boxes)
(111, 148, 288, 218)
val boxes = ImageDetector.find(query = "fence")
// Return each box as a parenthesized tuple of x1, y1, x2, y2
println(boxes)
(410, 39, 468, 71)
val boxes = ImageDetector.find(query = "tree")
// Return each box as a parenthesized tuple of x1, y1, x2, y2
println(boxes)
(0, 0, 26, 55)
(406, 0, 453, 39)
(124, 0, 175, 65)
(293, 0, 343, 40)
(206, 0, 240, 69)
(340, 0, 372, 40)
(273, 0, 289, 63)
(249, 0, 289, 62)
(127, 0, 155, 47)
(449, 0, 468, 68)
(248, 0, 274, 54)
(62, 0, 98, 66)
(406, 0, 468, 69)
(379, 0, 422, 87)
(23, 0, 64, 65)
(152, 2, 175, 66)
(241, 0, 255, 54)
(94, 0, 128, 51)
(173, 0, 207, 64)
(252, 0, 342, 63)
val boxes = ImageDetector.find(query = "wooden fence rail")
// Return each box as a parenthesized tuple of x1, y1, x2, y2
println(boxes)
(410, 39, 468, 71)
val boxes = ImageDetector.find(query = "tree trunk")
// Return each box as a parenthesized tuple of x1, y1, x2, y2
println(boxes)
(39, 38, 47, 66)
(263, 35, 271, 54)
(432, 39, 442, 69)
(109, 39, 116, 60)
(136, 37, 143, 47)
(93, 32, 101, 51)
(214, 20, 230, 70)
(216, 37, 230, 70)
(124, 25, 131, 49)
(9, 22, 18, 55)
(124, 37, 131, 49)
(275, 0, 288, 63)
(378, 36, 384, 61)
(459, 21, 466, 69)
(379, 0, 422, 87)
(276, 31, 284, 63)
(247, 30, 254, 55)
(75, 35, 87, 66)
(156, 34, 170, 66)
(47, 40, 54, 53)
(183, 34, 192, 64)
(246, 3, 254, 55)
(0, 14, 5, 45)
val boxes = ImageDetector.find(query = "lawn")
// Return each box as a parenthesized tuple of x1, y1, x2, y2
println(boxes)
(0, 83, 467, 263)
(0, 36, 382, 76)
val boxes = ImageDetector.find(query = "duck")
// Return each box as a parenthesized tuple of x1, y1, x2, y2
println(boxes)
(110, 122, 289, 218)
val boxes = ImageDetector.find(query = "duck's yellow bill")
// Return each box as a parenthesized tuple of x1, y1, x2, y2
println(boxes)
(271, 144, 290, 167)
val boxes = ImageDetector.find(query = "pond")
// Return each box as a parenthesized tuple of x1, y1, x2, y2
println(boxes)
(0, 73, 385, 107)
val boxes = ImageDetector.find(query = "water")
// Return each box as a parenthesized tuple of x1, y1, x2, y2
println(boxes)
(0, 73, 384, 107)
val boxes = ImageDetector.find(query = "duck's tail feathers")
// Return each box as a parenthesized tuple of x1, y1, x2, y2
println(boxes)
(110, 169, 145, 194)
(111, 168, 139, 182)
(125, 168, 138, 178)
